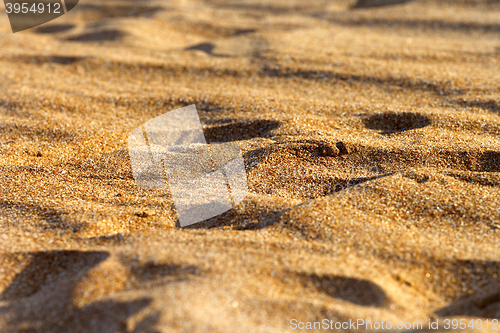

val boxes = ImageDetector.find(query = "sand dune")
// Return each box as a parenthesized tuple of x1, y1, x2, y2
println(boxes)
(0, 0, 499, 332)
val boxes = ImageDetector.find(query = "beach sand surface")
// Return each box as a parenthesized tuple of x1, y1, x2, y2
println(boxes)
(0, 0, 499, 331)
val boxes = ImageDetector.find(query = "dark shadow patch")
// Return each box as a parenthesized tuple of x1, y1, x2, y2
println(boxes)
(186, 42, 215, 54)
(203, 120, 281, 142)
(363, 112, 431, 134)
(336, 141, 350, 155)
(233, 28, 256, 36)
(3, 55, 86, 65)
(298, 273, 389, 307)
(481, 150, 500, 172)
(35, 24, 75, 34)
(455, 99, 500, 113)
(185, 42, 231, 58)
(45, 56, 84, 65)
(67, 29, 125, 42)
(76, 4, 164, 19)
(352, 0, 416, 9)
(0, 250, 109, 300)
(0, 251, 160, 332)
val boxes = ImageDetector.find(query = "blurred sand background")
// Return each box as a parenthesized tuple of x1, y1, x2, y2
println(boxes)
(0, 0, 499, 331)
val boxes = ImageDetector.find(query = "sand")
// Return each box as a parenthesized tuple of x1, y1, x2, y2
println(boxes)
(0, 0, 499, 331)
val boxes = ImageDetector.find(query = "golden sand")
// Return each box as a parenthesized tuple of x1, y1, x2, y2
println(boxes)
(0, 0, 499, 331)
